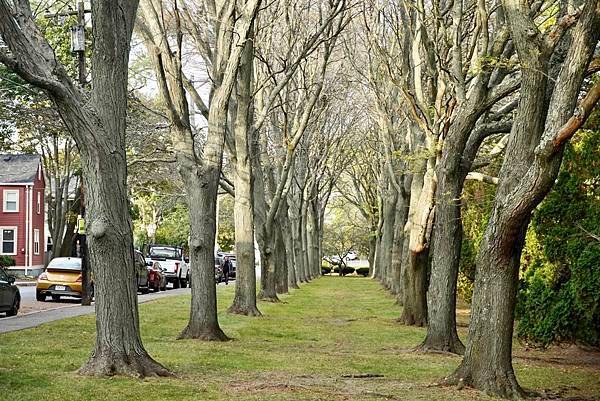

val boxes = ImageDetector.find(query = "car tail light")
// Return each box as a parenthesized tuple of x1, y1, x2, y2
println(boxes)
(38, 272, 48, 281)
(76, 274, 82, 282)
(174, 262, 179, 273)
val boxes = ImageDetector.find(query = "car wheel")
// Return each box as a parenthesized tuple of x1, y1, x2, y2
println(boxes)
(141, 286, 150, 294)
(36, 291, 46, 302)
(52, 294, 61, 302)
(7, 295, 20, 316)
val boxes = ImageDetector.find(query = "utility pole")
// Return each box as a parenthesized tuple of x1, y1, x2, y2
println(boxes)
(44, 2, 92, 305)
(44, 2, 90, 85)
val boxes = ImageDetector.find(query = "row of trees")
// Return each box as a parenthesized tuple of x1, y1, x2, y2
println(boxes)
(1, 0, 599, 399)
(350, 0, 600, 398)
(0, 0, 353, 378)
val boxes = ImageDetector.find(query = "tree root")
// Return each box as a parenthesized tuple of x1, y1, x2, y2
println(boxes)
(227, 304, 263, 317)
(416, 335, 465, 355)
(258, 291, 280, 303)
(444, 366, 530, 400)
(78, 349, 173, 378)
(177, 325, 230, 341)
(397, 314, 427, 327)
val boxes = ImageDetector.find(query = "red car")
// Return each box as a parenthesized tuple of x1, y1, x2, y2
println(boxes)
(147, 261, 167, 292)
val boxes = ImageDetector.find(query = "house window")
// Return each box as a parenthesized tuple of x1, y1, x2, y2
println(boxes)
(0, 228, 17, 255)
(34, 229, 40, 255)
(37, 191, 41, 214)
(3, 190, 19, 212)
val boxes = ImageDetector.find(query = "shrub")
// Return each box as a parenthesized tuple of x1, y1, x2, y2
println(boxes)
(0, 256, 15, 268)
(321, 265, 332, 274)
(516, 129, 600, 347)
(333, 266, 355, 276)
(355, 267, 370, 277)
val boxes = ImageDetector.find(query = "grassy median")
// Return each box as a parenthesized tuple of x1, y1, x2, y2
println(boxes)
(1, 276, 598, 400)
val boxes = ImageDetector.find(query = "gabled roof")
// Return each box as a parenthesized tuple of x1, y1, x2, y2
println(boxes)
(0, 154, 41, 184)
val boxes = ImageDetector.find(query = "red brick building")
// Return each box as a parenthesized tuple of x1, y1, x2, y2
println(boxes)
(0, 154, 45, 275)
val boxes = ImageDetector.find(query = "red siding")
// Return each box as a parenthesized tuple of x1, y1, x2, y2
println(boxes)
(0, 161, 45, 268)
(0, 185, 26, 266)
(32, 166, 45, 266)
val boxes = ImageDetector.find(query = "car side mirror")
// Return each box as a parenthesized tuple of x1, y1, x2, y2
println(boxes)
(7, 276, 15, 284)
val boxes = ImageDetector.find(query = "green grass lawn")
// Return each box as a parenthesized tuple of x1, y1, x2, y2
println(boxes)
(1, 277, 598, 400)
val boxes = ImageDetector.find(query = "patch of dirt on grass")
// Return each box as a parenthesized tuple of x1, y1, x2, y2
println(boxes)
(226, 371, 442, 401)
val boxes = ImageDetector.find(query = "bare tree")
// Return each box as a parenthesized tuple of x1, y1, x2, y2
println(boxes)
(0, 0, 170, 376)
(137, 0, 263, 339)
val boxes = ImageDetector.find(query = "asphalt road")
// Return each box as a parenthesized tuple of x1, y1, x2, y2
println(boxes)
(0, 279, 234, 334)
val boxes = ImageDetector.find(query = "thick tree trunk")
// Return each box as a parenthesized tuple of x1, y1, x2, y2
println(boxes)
(228, 36, 260, 316)
(367, 227, 377, 277)
(275, 222, 289, 294)
(178, 161, 228, 341)
(292, 207, 307, 283)
(282, 205, 299, 289)
(390, 181, 409, 299)
(420, 171, 465, 353)
(448, 221, 528, 398)
(400, 153, 432, 326)
(449, 2, 600, 396)
(301, 205, 312, 280)
(379, 183, 397, 291)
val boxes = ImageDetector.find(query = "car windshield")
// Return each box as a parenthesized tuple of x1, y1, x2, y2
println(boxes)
(47, 258, 82, 271)
(149, 247, 180, 260)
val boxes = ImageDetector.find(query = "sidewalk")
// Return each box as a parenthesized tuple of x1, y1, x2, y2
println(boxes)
(0, 287, 191, 334)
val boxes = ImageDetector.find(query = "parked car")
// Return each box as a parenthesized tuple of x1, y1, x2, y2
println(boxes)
(0, 267, 20, 316)
(135, 250, 151, 294)
(147, 261, 167, 292)
(146, 244, 190, 289)
(344, 251, 358, 261)
(36, 257, 87, 301)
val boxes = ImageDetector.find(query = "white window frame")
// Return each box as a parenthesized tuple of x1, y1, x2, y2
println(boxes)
(34, 229, 40, 255)
(37, 191, 41, 214)
(3, 190, 19, 213)
(0, 227, 18, 256)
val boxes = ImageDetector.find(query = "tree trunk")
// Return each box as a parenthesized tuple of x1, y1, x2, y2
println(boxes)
(379, 183, 397, 291)
(420, 169, 465, 353)
(228, 34, 260, 316)
(301, 204, 312, 280)
(390, 179, 409, 299)
(178, 158, 229, 341)
(449, 2, 600, 396)
(399, 151, 432, 326)
(367, 226, 377, 277)
(275, 221, 289, 294)
(282, 204, 299, 289)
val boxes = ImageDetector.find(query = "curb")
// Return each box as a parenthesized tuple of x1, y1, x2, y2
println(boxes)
(16, 282, 37, 287)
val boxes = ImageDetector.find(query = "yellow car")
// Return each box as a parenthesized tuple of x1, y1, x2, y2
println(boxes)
(36, 257, 88, 302)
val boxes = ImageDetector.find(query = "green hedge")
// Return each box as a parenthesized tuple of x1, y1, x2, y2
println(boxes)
(333, 266, 355, 276)
(0, 256, 15, 268)
(355, 267, 370, 277)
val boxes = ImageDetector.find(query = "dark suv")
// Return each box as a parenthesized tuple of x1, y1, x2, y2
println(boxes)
(0, 267, 20, 317)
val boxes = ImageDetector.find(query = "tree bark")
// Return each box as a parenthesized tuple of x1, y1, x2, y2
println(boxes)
(228, 28, 261, 317)
(448, 1, 600, 397)
(0, 0, 172, 377)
